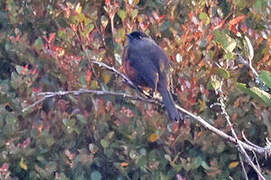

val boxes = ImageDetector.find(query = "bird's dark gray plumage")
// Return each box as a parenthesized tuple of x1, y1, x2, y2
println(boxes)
(122, 31, 182, 121)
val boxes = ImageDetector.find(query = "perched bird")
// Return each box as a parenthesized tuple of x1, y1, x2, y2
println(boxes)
(122, 31, 182, 121)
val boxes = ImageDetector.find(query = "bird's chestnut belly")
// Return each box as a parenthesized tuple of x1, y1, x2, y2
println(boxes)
(123, 60, 149, 87)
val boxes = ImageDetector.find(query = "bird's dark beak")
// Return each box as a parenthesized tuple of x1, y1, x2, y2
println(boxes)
(126, 34, 132, 40)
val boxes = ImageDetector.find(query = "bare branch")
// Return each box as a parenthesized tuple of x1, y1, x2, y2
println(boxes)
(22, 95, 54, 112)
(174, 103, 266, 154)
(22, 89, 157, 113)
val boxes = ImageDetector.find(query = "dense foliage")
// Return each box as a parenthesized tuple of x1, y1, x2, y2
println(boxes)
(0, 0, 271, 179)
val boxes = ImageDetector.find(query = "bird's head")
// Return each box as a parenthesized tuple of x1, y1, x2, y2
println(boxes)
(126, 31, 148, 41)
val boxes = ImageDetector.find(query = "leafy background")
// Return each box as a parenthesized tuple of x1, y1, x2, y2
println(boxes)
(0, 0, 271, 179)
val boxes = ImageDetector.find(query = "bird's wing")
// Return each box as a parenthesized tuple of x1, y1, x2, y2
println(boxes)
(139, 39, 170, 73)
(138, 41, 171, 88)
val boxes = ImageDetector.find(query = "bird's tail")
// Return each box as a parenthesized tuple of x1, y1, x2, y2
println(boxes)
(159, 87, 182, 121)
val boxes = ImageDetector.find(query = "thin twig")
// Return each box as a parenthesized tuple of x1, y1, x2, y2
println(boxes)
(242, 131, 262, 149)
(239, 154, 249, 180)
(110, 13, 115, 45)
(244, 36, 259, 77)
(236, 36, 258, 77)
(253, 151, 261, 170)
(216, 80, 265, 179)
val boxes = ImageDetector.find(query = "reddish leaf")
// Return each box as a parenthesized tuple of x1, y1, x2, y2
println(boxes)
(228, 15, 246, 27)
(229, 161, 239, 169)
(31, 66, 38, 75)
(228, 15, 246, 34)
(152, 11, 166, 23)
(58, 3, 71, 18)
(139, 21, 149, 31)
(51, 46, 65, 57)
(105, 0, 111, 6)
(21, 65, 30, 75)
(176, 174, 186, 180)
(65, 55, 81, 62)
(0, 163, 9, 174)
(9, 34, 21, 42)
(70, 24, 77, 32)
(17, 138, 31, 148)
(85, 70, 92, 84)
(188, 12, 199, 25)
(240, 23, 248, 33)
(45, 33, 56, 45)
(148, 133, 159, 142)
(120, 162, 129, 167)
(65, 149, 76, 160)
(171, 121, 180, 133)
(212, 19, 226, 30)
(57, 99, 70, 112)
(120, 106, 134, 118)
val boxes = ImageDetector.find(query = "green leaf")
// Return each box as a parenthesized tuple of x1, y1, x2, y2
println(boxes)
(91, 170, 102, 180)
(15, 65, 23, 74)
(117, 28, 126, 39)
(259, 71, 271, 89)
(207, 80, 220, 90)
(82, 23, 94, 37)
(89, 144, 99, 153)
(46, 162, 57, 174)
(201, 161, 211, 170)
(214, 30, 236, 53)
(101, 139, 109, 148)
(224, 52, 235, 60)
(71, 13, 87, 25)
(101, 15, 108, 28)
(217, 68, 230, 79)
(253, 0, 267, 12)
(5, 113, 17, 125)
(117, 9, 127, 21)
(172, 163, 183, 172)
(131, 9, 138, 19)
(11, 72, 23, 89)
(191, 157, 202, 169)
(199, 12, 210, 25)
(128, 0, 140, 5)
(164, 154, 172, 161)
(76, 114, 87, 124)
(237, 83, 271, 106)
(160, 21, 171, 32)
(79, 75, 87, 86)
(33, 37, 44, 51)
(216, 141, 226, 153)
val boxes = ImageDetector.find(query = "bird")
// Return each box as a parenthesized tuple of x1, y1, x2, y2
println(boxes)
(122, 31, 182, 121)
